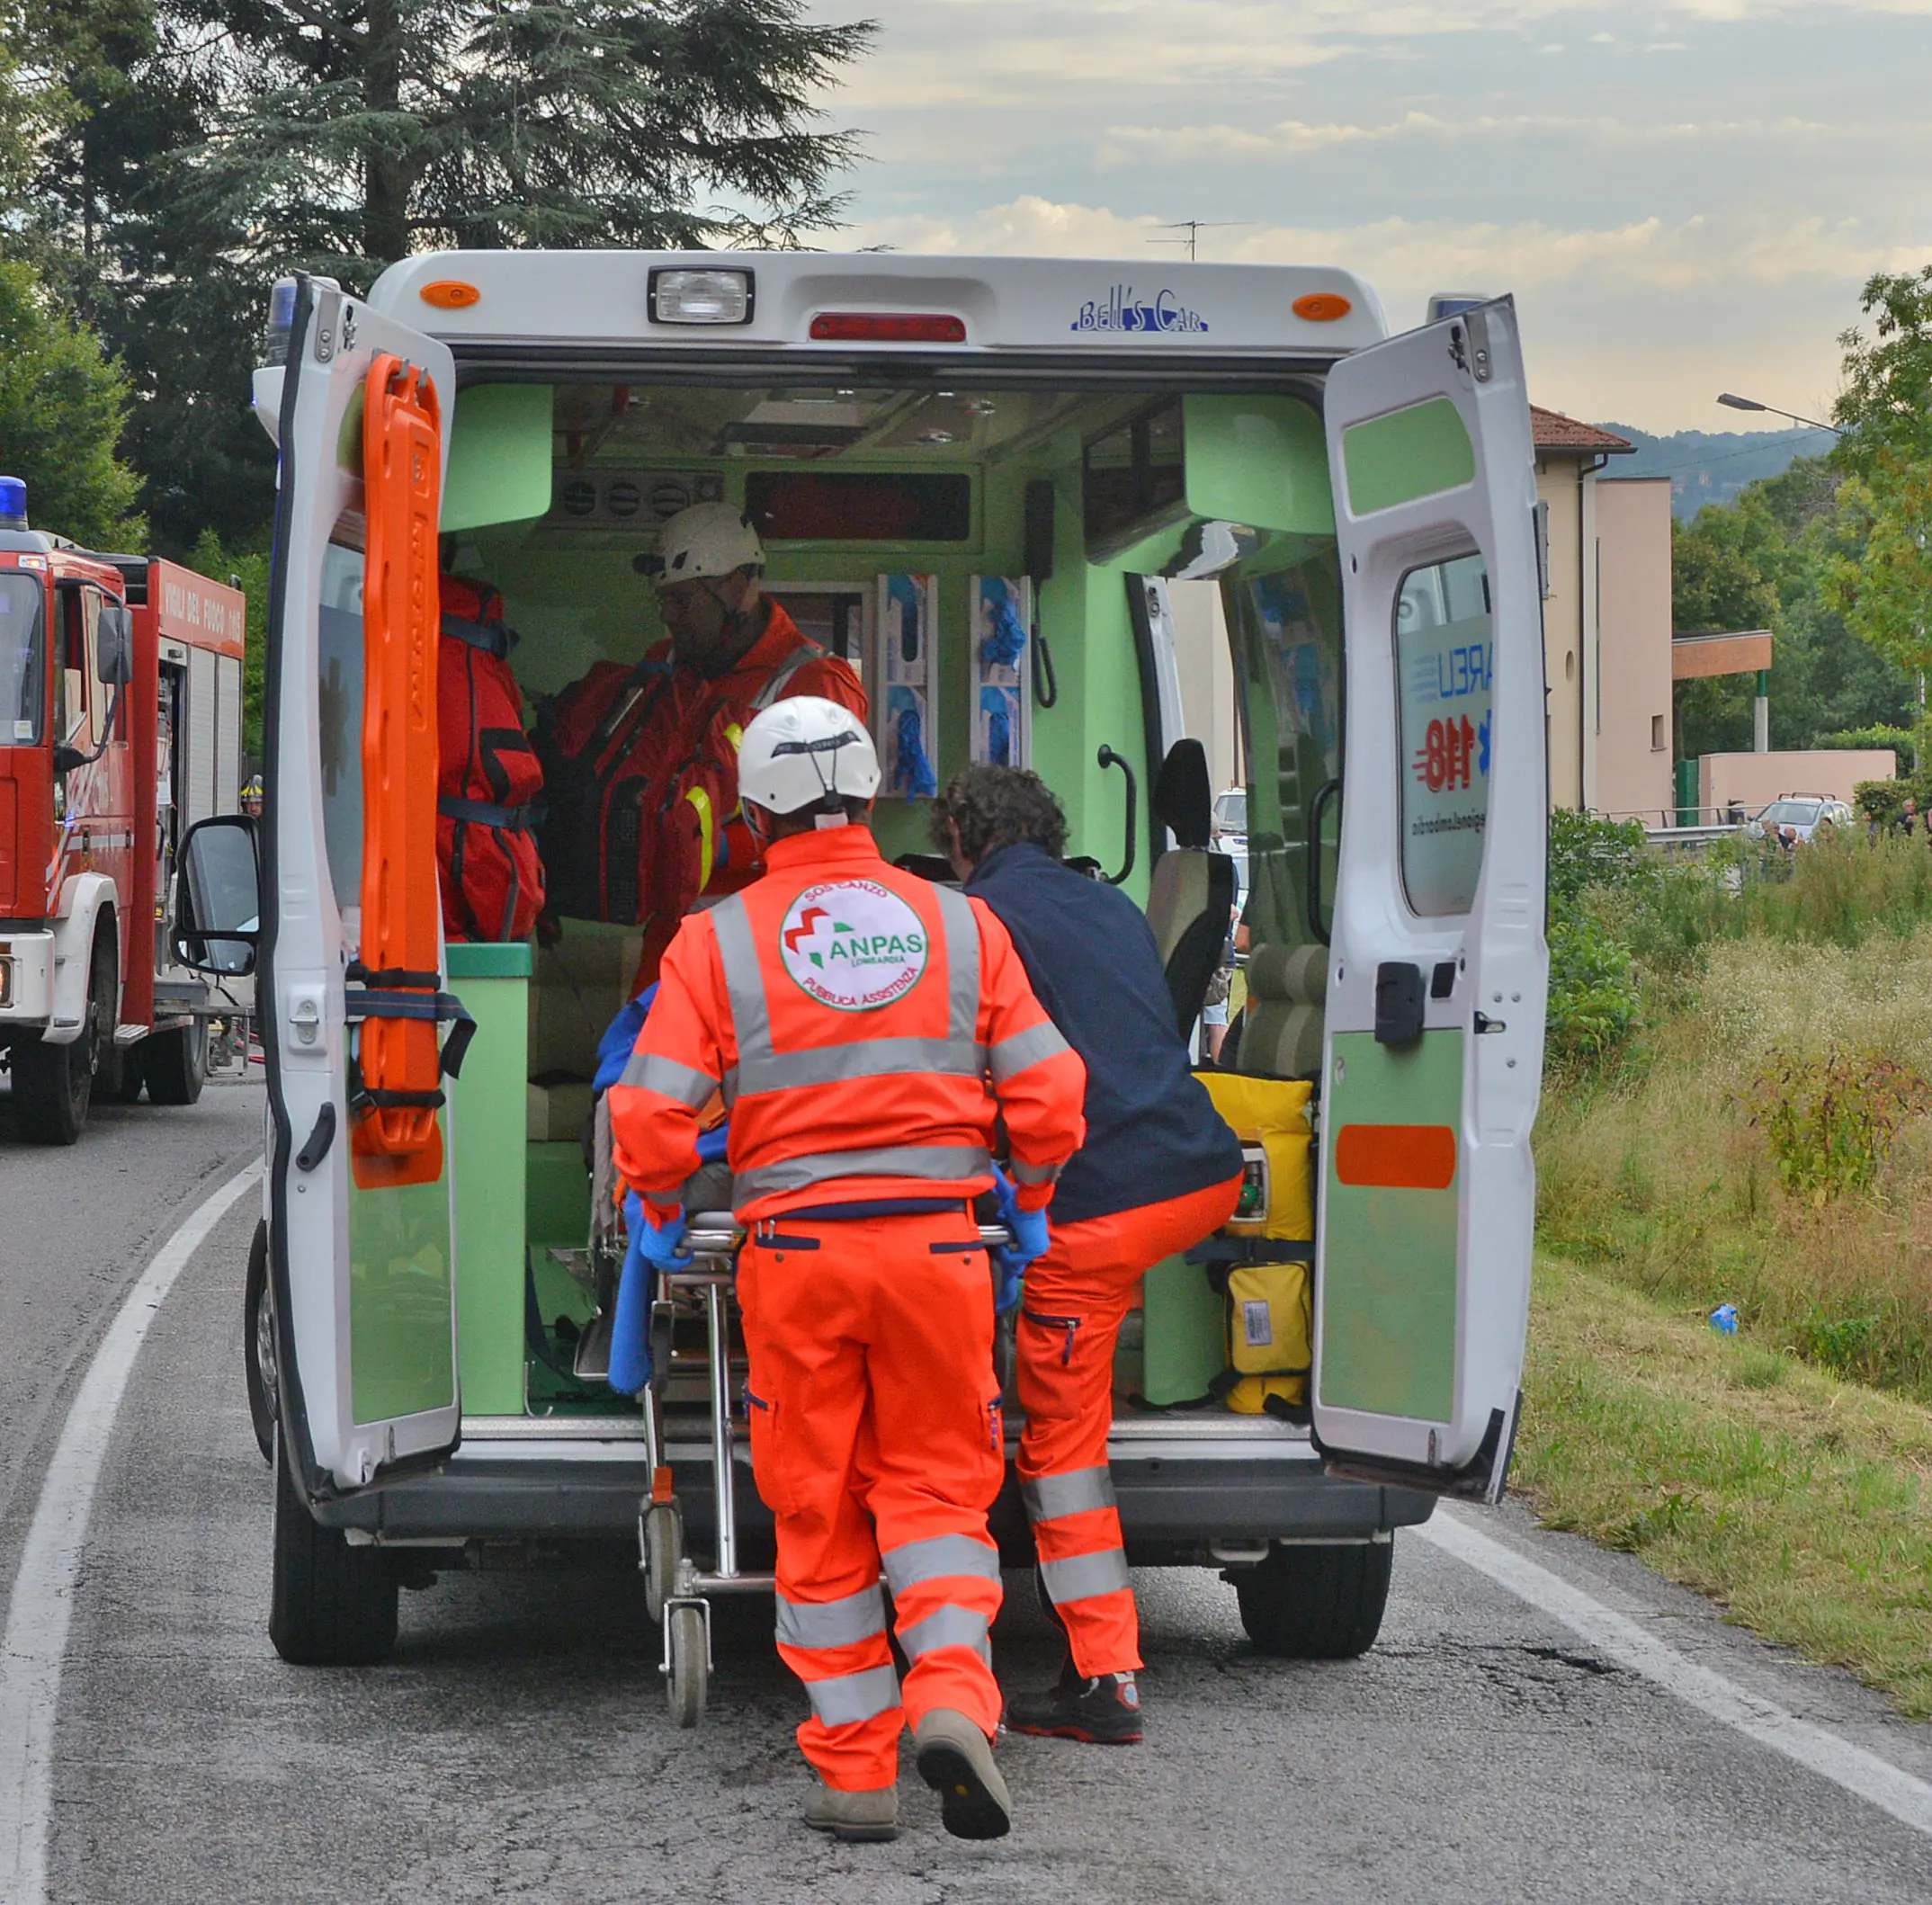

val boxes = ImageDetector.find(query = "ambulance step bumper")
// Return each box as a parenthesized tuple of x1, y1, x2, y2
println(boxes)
(313, 1435, 1436, 1556)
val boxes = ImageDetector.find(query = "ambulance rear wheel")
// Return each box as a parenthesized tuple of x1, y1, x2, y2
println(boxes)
(1232, 1537, 1394, 1659)
(270, 1435, 398, 1667)
(667, 1604, 708, 1728)
(142, 1019, 207, 1105)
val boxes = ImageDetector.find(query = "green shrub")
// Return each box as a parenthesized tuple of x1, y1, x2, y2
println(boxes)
(1550, 809, 1651, 908)
(1855, 773, 1932, 827)
(1546, 905, 1642, 1070)
(1748, 1048, 1932, 1204)
(1820, 725, 1912, 756)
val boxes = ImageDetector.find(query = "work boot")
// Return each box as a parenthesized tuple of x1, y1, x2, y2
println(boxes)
(803, 1781, 899, 1843)
(913, 1707, 1013, 1840)
(1006, 1657, 1143, 1745)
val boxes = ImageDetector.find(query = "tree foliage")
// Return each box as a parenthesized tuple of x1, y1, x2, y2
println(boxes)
(9, 0, 875, 554)
(0, 255, 144, 547)
(1669, 456, 1915, 763)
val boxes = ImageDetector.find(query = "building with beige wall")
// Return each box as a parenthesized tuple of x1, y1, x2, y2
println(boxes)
(1595, 477, 1676, 820)
(1533, 409, 1632, 809)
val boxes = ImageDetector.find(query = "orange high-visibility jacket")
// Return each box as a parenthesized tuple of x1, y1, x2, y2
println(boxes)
(609, 825, 1087, 1221)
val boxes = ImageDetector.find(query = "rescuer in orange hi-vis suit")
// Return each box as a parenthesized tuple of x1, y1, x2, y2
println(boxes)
(607, 697, 1087, 1846)
(933, 765, 1245, 1746)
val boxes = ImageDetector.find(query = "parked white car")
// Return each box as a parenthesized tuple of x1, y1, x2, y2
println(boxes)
(1746, 794, 1854, 844)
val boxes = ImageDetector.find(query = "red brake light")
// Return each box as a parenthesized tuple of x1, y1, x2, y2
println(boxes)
(809, 312, 967, 344)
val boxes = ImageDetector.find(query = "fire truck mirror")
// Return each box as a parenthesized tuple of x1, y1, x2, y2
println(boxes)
(175, 814, 261, 977)
(98, 604, 135, 687)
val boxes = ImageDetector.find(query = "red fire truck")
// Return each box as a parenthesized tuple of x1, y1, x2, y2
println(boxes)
(0, 476, 247, 1143)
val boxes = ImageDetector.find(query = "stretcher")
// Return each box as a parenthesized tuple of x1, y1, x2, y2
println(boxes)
(614, 1203, 1014, 1728)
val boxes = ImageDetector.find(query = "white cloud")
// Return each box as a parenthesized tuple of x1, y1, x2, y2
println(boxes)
(1093, 111, 1838, 168)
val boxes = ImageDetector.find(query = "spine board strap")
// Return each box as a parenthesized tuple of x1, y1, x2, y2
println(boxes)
(438, 793, 545, 830)
(343, 966, 477, 1116)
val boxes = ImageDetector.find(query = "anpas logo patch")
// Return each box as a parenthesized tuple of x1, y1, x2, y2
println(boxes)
(779, 880, 929, 1012)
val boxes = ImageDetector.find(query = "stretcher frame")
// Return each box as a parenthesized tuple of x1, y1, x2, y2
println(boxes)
(632, 1210, 1013, 1728)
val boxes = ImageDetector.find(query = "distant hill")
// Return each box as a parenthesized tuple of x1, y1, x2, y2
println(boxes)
(1594, 422, 1833, 519)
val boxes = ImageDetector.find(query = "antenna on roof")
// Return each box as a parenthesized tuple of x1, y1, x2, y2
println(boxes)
(1149, 220, 1253, 263)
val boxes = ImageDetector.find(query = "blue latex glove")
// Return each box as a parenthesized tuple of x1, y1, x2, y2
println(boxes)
(695, 1122, 729, 1164)
(608, 1191, 688, 1396)
(988, 1165, 1051, 1314)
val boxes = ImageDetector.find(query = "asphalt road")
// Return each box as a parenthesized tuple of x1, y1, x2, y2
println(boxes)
(0, 1063, 264, 1621)
(11, 1085, 1932, 1901)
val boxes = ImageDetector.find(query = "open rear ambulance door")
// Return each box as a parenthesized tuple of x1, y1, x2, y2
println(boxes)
(1310, 297, 1547, 1502)
(260, 275, 463, 1500)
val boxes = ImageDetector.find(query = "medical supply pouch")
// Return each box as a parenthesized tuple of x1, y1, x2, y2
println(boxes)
(438, 576, 546, 943)
(1220, 1258, 1310, 1415)
(1194, 1072, 1314, 1242)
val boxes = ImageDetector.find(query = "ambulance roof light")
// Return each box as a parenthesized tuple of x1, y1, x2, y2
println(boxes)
(0, 477, 25, 530)
(651, 267, 755, 325)
(1427, 292, 1489, 324)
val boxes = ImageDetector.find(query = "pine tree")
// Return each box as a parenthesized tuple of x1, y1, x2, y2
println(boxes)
(162, 0, 874, 279)
(16, 0, 874, 551)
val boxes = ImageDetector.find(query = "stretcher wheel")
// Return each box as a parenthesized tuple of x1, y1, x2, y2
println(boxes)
(640, 1499, 682, 1625)
(667, 1605, 708, 1728)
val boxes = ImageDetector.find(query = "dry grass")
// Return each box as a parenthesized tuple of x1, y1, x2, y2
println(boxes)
(1516, 1255, 1932, 1719)
(1537, 926, 1932, 1398)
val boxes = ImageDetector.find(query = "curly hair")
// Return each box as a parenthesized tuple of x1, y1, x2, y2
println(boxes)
(930, 764, 1069, 864)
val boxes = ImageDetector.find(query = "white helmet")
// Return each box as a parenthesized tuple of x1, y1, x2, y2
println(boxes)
(738, 696, 881, 816)
(649, 501, 765, 587)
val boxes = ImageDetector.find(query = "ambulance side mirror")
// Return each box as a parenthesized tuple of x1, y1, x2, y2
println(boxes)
(175, 814, 261, 977)
(98, 604, 136, 687)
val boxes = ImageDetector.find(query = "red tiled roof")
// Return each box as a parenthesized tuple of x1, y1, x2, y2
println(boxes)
(1531, 407, 1633, 453)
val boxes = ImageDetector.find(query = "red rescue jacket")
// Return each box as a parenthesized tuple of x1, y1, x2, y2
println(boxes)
(437, 576, 545, 943)
(534, 602, 866, 978)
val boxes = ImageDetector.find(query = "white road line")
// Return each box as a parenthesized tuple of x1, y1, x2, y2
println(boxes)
(0, 1160, 262, 1905)
(1416, 1507, 1932, 1841)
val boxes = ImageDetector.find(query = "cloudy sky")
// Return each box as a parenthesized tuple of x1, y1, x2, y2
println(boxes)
(807, 0, 1932, 434)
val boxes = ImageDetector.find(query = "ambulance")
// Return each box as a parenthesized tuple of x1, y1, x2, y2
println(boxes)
(182, 254, 1547, 1668)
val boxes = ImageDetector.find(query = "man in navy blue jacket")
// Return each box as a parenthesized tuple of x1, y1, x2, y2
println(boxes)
(932, 765, 1242, 1745)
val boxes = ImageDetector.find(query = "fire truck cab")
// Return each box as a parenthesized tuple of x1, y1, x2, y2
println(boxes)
(0, 477, 247, 1142)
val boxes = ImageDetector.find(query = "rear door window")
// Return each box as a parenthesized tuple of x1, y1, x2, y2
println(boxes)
(1395, 551, 1492, 918)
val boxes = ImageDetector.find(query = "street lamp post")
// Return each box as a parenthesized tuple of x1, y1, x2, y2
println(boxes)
(1716, 392, 1843, 436)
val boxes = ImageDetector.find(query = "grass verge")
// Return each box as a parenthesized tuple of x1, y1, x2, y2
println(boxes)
(1515, 1253, 1932, 1720)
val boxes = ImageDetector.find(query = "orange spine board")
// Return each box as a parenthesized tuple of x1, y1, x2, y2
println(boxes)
(353, 354, 445, 1185)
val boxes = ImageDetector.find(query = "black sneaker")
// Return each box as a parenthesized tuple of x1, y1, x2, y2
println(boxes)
(1006, 1660, 1143, 1744)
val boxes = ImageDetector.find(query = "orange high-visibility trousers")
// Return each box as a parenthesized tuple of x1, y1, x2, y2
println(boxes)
(1015, 1173, 1244, 1677)
(737, 1209, 1006, 1792)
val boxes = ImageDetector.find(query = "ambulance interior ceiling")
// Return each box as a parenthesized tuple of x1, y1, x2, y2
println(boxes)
(446, 376, 1343, 886)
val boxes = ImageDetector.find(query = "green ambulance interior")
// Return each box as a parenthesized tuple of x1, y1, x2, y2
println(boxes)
(432, 377, 1341, 1421)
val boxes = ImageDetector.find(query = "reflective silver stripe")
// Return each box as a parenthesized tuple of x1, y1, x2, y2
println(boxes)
(1022, 1466, 1116, 1524)
(710, 894, 770, 1097)
(987, 1019, 1070, 1084)
(729, 1033, 987, 1100)
(617, 1051, 718, 1107)
(748, 641, 823, 713)
(804, 1661, 901, 1727)
(1038, 1547, 1132, 1605)
(881, 1533, 1002, 1596)
(934, 885, 981, 1042)
(775, 1583, 887, 1651)
(1009, 1158, 1063, 1186)
(899, 1604, 992, 1665)
(735, 1144, 992, 1201)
